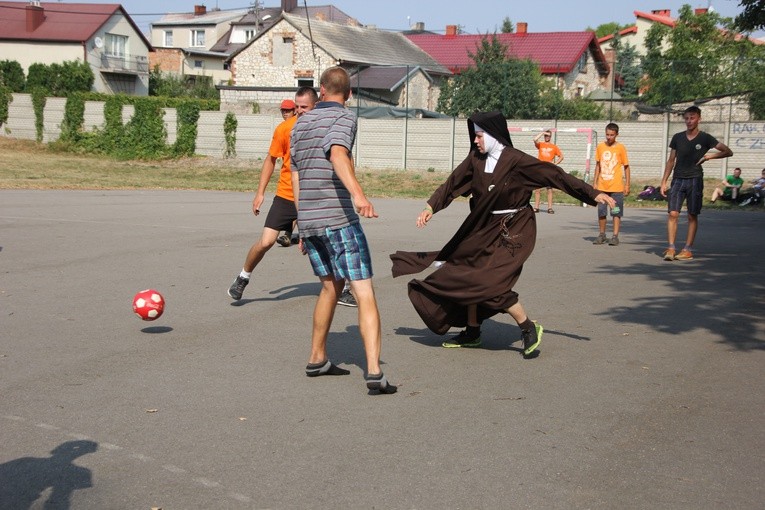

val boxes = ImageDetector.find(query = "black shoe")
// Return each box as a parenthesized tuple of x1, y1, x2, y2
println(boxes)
(228, 275, 249, 300)
(366, 373, 397, 394)
(608, 235, 620, 246)
(276, 234, 291, 247)
(592, 233, 607, 245)
(337, 289, 358, 307)
(522, 323, 543, 359)
(442, 329, 481, 348)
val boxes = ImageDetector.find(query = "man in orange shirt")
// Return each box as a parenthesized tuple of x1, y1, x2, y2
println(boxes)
(592, 123, 630, 246)
(227, 88, 318, 300)
(533, 129, 564, 213)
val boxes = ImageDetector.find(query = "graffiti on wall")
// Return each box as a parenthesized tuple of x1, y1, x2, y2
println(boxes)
(732, 123, 765, 149)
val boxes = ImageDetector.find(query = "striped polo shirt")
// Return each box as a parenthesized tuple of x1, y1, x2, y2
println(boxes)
(290, 101, 359, 237)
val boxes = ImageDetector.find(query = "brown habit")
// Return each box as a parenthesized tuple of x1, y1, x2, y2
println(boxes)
(391, 113, 600, 335)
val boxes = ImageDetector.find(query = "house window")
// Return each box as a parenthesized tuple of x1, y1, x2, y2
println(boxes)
(194, 60, 204, 69)
(191, 30, 206, 47)
(164, 30, 173, 46)
(273, 36, 294, 66)
(297, 79, 314, 88)
(105, 33, 127, 58)
(245, 29, 256, 41)
(575, 85, 585, 97)
(577, 53, 587, 73)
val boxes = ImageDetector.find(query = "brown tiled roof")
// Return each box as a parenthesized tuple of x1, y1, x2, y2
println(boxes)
(0, 1, 150, 48)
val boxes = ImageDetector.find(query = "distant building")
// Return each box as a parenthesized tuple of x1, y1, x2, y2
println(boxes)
(223, 12, 450, 112)
(0, 1, 153, 95)
(407, 22, 610, 99)
(150, 1, 360, 86)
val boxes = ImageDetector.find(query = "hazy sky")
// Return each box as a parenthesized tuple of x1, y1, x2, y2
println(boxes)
(50, 0, 761, 37)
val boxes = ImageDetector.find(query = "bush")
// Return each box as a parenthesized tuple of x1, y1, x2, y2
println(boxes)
(173, 101, 200, 156)
(0, 60, 25, 92)
(26, 60, 93, 96)
(149, 67, 220, 100)
(31, 87, 46, 142)
(60, 93, 85, 141)
(0, 85, 12, 129)
(224, 111, 237, 158)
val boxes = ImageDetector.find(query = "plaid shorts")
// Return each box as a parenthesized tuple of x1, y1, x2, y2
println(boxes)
(303, 222, 373, 281)
(668, 177, 704, 215)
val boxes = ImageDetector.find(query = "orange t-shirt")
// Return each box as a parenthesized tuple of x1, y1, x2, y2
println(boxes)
(270, 115, 297, 202)
(595, 141, 629, 193)
(536, 141, 562, 163)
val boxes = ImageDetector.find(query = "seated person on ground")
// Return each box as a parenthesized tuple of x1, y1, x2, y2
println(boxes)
(710, 167, 743, 202)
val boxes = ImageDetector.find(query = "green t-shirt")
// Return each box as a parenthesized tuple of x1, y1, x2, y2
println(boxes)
(723, 175, 744, 197)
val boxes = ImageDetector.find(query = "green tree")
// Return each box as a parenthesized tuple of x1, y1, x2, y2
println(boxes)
(500, 17, 514, 33)
(639, 5, 765, 106)
(735, 0, 765, 31)
(610, 37, 642, 98)
(588, 22, 630, 39)
(437, 35, 543, 119)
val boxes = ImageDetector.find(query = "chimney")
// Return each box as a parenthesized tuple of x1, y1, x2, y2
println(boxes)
(694, 8, 708, 15)
(517, 22, 528, 34)
(194, 5, 206, 16)
(26, 2, 44, 32)
(281, 0, 297, 13)
(445, 25, 458, 37)
(414, 21, 425, 32)
(651, 9, 671, 17)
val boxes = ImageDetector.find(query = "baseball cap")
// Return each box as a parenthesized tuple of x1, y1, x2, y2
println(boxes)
(280, 99, 296, 110)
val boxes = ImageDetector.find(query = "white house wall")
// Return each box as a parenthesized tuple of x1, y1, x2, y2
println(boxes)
(0, 41, 82, 75)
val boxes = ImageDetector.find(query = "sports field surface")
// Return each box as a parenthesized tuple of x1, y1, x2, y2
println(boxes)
(1, 190, 762, 508)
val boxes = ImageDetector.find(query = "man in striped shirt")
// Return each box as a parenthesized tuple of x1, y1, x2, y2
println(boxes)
(290, 67, 395, 395)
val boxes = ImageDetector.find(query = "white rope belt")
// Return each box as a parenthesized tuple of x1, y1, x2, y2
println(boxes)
(492, 208, 522, 215)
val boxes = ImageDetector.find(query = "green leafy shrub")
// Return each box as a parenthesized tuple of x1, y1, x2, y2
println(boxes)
(224, 111, 237, 158)
(0, 60, 25, 92)
(0, 84, 12, 128)
(60, 93, 85, 141)
(173, 101, 200, 156)
(31, 87, 46, 142)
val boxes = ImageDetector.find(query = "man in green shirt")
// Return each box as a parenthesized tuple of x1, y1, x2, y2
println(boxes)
(710, 167, 744, 203)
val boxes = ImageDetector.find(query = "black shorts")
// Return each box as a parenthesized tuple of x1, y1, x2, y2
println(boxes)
(264, 195, 297, 231)
(668, 177, 704, 215)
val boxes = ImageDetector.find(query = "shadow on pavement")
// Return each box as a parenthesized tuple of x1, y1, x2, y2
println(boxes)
(0, 440, 97, 510)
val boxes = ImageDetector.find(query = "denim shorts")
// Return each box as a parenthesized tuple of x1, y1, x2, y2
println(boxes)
(303, 222, 373, 281)
(668, 177, 704, 215)
(597, 192, 624, 217)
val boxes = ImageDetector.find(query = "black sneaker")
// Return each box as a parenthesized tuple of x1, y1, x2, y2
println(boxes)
(337, 289, 357, 307)
(228, 275, 249, 300)
(522, 322, 543, 359)
(276, 234, 291, 247)
(442, 330, 481, 348)
(593, 233, 607, 245)
(608, 235, 620, 246)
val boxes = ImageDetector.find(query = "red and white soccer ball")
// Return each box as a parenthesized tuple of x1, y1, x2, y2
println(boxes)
(132, 289, 165, 321)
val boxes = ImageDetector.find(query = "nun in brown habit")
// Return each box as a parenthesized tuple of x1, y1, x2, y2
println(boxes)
(390, 111, 615, 358)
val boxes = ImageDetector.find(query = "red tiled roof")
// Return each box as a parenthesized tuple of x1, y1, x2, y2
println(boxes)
(598, 25, 638, 44)
(634, 10, 676, 28)
(0, 2, 148, 46)
(407, 31, 606, 75)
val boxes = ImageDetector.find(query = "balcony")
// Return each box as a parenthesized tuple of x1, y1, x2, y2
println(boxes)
(100, 53, 150, 75)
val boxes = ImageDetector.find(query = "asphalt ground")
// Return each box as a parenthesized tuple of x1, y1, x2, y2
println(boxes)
(1, 189, 763, 509)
